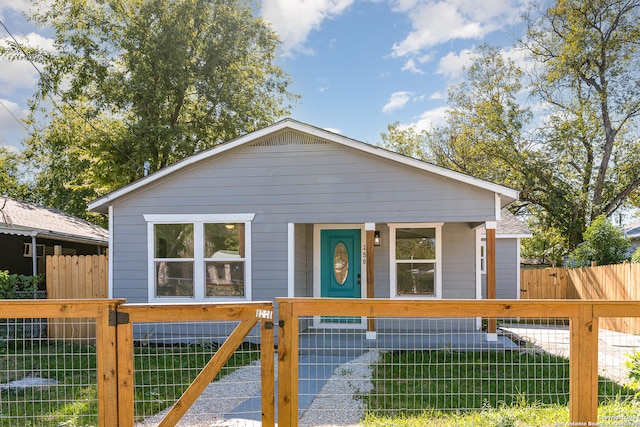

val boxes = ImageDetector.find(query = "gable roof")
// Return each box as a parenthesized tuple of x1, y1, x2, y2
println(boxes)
(89, 118, 519, 213)
(496, 209, 532, 238)
(0, 197, 108, 245)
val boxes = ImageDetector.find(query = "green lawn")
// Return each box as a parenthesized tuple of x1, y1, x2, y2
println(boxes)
(361, 349, 639, 426)
(0, 339, 259, 426)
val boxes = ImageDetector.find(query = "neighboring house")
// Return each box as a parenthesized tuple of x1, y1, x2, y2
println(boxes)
(89, 119, 525, 334)
(0, 197, 108, 278)
(623, 221, 640, 256)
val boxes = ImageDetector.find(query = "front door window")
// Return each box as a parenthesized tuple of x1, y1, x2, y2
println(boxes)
(333, 242, 349, 285)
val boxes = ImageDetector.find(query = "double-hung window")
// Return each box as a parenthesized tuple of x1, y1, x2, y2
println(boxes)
(389, 223, 442, 298)
(145, 214, 253, 302)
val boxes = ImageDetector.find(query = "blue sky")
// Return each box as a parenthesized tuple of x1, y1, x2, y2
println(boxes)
(0, 0, 530, 151)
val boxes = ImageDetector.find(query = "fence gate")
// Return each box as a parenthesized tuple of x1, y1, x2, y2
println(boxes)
(114, 302, 275, 427)
(520, 267, 568, 299)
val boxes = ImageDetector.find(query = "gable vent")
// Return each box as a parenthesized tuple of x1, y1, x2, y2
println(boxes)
(250, 130, 327, 147)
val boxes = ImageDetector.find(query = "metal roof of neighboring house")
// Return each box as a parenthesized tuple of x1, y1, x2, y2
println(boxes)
(89, 118, 520, 213)
(0, 197, 108, 245)
(624, 221, 640, 240)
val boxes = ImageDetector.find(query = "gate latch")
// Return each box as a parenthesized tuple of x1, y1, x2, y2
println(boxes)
(109, 310, 130, 326)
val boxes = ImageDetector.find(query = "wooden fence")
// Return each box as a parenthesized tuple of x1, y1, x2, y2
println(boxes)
(520, 263, 640, 334)
(0, 299, 275, 427)
(276, 298, 640, 426)
(46, 255, 108, 339)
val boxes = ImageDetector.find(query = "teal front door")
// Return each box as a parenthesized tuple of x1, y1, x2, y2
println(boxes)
(320, 229, 361, 299)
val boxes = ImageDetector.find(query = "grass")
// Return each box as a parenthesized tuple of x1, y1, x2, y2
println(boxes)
(361, 349, 639, 426)
(133, 341, 260, 420)
(0, 339, 98, 427)
(0, 338, 259, 426)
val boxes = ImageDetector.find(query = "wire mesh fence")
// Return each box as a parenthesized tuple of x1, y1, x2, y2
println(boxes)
(292, 314, 640, 427)
(0, 317, 99, 426)
(131, 320, 265, 426)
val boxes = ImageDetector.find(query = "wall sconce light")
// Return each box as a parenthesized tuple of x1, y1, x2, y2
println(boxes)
(374, 230, 381, 246)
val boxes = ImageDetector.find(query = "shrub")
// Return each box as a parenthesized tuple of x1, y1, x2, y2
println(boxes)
(567, 215, 630, 267)
(631, 247, 640, 263)
(0, 270, 40, 298)
(625, 351, 640, 393)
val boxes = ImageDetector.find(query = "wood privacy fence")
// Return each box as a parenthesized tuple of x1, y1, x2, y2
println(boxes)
(520, 263, 640, 334)
(46, 255, 108, 339)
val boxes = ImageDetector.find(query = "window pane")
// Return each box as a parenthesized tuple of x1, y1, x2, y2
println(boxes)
(205, 262, 245, 297)
(155, 261, 194, 297)
(155, 224, 194, 258)
(396, 263, 435, 296)
(204, 223, 244, 258)
(396, 228, 436, 260)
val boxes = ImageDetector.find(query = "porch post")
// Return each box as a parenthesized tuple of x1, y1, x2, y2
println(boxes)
(365, 223, 376, 339)
(486, 221, 497, 341)
(31, 234, 38, 276)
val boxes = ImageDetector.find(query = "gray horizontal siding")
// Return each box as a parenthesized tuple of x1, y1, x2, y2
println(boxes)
(110, 135, 500, 303)
(481, 238, 519, 299)
(442, 223, 476, 299)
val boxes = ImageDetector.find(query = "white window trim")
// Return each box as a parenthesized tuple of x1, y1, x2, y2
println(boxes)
(389, 223, 443, 299)
(144, 214, 254, 303)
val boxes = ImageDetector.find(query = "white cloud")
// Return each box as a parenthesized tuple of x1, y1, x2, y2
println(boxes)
(0, 98, 28, 138)
(410, 106, 449, 131)
(390, 0, 526, 57)
(401, 58, 425, 74)
(383, 91, 414, 113)
(0, 0, 31, 19)
(430, 91, 444, 100)
(261, 0, 354, 56)
(436, 48, 474, 81)
(0, 33, 55, 96)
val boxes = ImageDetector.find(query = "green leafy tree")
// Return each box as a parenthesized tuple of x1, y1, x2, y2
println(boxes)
(0, 148, 27, 198)
(523, 0, 640, 244)
(380, 122, 429, 159)
(1, 0, 297, 220)
(567, 215, 630, 267)
(631, 247, 640, 263)
(426, 44, 532, 190)
(384, 1, 640, 259)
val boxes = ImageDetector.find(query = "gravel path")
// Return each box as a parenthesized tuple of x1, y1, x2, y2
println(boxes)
(298, 351, 379, 427)
(134, 360, 263, 427)
(134, 352, 379, 427)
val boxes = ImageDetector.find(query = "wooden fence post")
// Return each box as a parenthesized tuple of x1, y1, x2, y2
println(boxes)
(96, 300, 123, 427)
(277, 300, 298, 427)
(570, 303, 598, 424)
(261, 311, 276, 427)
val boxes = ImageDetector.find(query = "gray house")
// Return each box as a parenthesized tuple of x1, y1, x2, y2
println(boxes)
(89, 119, 525, 336)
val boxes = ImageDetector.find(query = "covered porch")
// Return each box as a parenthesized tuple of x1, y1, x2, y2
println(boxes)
(286, 219, 502, 339)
